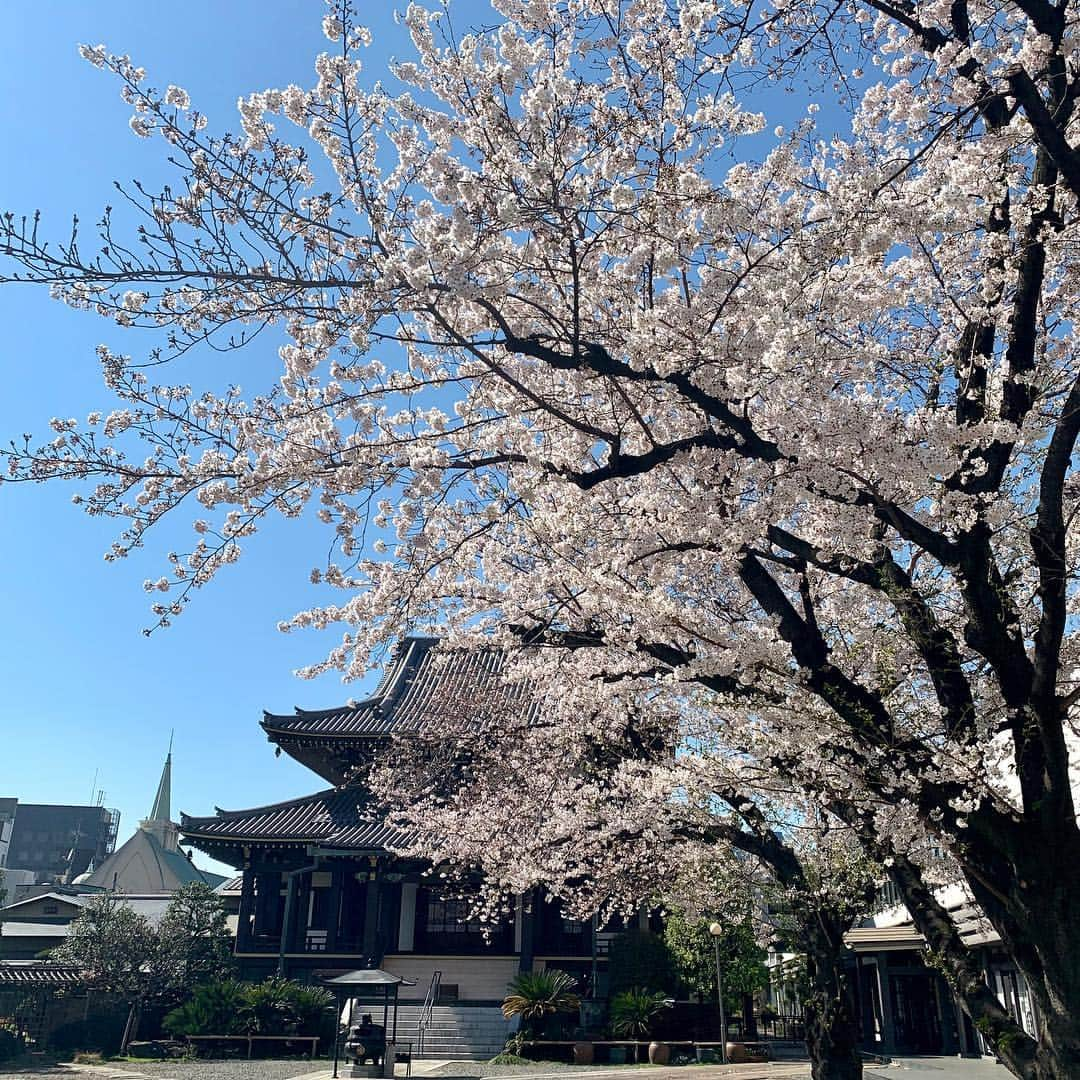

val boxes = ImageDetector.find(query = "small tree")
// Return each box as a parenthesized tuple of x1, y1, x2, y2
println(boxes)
(664, 912, 768, 1017)
(502, 970, 581, 1039)
(52, 894, 163, 1052)
(157, 882, 232, 989)
(54, 885, 233, 1050)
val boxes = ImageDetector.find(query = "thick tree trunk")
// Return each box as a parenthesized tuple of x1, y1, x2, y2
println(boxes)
(967, 867, 1080, 1080)
(799, 911, 863, 1080)
(891, 839, 1080, 1080)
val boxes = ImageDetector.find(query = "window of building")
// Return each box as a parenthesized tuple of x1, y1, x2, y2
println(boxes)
(426, 897, 485, 936)
(43, 904, 58, 915)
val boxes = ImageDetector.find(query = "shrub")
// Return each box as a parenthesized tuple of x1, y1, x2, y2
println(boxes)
(0, 1024, 25, 1063)
(285, 983, 335, 1037)
(72, 1051, 106, 1064)
(502, 969, 581, 1024)
(610, 987, 671, 1058)
(163, 979, 248, 1037)
(162, 977, 333, 1040)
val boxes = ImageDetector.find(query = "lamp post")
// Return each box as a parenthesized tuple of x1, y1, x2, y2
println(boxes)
(708, 922, 728, 1065)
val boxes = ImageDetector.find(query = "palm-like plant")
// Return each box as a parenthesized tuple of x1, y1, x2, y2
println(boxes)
(610, 988, 670, 1061)
(501, 970, 581, 1027)
(163, 980, 248, 1037)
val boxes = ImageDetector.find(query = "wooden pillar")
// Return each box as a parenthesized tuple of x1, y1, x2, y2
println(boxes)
(362, 859, 381, 964)
(326, 867, 344, 953)
(518, 889, 536, 973)
(282, 870, 308, 960)
(397, 881, 417, 952)
(237, 868, 256, 952)
(875, 958, 897, 1054)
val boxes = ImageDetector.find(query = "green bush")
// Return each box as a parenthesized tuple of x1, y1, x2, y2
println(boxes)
(502, 969, 581, 1024)
(610, 988, 670, 1061)
(609, 987, 670, 1040)
(163, 979, 248, 1037)
(162, 977, 334, 1039)
(0, 1024, 25, 1063)
(243, 978, 298, 1035)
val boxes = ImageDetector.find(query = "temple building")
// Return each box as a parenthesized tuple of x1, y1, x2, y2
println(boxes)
(180, 637, 606, 1013)
(844, 883, 1035, 1059)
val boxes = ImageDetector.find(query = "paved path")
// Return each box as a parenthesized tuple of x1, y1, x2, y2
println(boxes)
(3, 1061, 815, 1080)
(871, 1057, 1006, 1079)
(0, 1055, 1013, 1080)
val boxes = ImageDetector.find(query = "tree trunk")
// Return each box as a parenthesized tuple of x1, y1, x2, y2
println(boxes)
(888, 838, 1080, 1080)
(968, 871, 1080, 1080)
(799, 911, 863, 1080)
(119, 1000, 141, 1055)
(742, 993, 757, 1040)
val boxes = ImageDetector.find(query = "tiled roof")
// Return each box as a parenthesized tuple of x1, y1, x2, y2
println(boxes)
(180, 786, 409, 852)
(261, 636, 532, 740)
(0, 963, 83, 985)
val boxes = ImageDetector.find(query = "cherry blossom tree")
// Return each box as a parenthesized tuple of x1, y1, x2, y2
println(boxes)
(4, 0, 1080, 1075)
(370, 691, 879, 1080)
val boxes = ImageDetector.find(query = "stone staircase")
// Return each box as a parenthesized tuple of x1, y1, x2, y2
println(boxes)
(390, 1003, 511, 1060)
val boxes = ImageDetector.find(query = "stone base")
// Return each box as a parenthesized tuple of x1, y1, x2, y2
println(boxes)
(348, 1066, 381, 1078)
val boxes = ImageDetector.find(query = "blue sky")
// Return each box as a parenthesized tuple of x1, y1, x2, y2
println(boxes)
(0, 1, 826, 878)
(0, 0, 449, 877)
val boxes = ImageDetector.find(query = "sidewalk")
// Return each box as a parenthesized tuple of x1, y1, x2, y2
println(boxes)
(295, 1063, 814, 1080)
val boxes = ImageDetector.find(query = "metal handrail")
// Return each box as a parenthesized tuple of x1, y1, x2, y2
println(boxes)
(416, 969, 442, 1056)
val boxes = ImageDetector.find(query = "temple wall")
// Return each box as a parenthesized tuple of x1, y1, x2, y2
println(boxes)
(382, 954, 519, 1002)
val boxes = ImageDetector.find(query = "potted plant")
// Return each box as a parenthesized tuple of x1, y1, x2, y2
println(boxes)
(609, 988, 671, 1063)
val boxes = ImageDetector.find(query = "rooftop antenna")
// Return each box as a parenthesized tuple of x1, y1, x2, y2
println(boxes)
(89, 768, 99, 805)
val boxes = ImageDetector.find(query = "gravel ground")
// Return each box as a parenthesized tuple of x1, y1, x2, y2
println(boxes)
(102, 1064, 325, 1080)
(424, 1066, 599, 1077)
(0, 1063, 326, 1080)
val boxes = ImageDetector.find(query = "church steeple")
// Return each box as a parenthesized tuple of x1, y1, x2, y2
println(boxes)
(149, 738, 172, 822)
(140, 736, 180, 853)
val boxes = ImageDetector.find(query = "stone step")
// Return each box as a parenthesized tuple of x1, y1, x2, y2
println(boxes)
(383, 1004, 509, 1059)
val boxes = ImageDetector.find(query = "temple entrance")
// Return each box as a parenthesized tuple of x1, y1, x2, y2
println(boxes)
(891, 971, 944, 1053)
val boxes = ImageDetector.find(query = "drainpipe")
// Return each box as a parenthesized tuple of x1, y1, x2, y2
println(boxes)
(278, 858, 320, 976)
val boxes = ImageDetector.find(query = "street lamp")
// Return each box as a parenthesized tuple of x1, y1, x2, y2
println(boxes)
(708, 922, 729, 1065)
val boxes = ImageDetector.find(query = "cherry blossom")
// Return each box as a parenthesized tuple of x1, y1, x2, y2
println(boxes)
(4, 2, 1080, 1076)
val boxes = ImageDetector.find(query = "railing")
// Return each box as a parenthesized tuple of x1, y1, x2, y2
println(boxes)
(416, 969, 442, 1056)
(752, 1012, 806, 1043)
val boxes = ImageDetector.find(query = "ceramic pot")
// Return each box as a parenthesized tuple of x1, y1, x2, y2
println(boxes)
(573, 1042, 594, 1065)
(648, 1041, 670, 1065)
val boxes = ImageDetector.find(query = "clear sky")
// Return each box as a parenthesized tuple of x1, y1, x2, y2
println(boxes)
(0, 1, 819, 879)
(0, 0, 469, 878)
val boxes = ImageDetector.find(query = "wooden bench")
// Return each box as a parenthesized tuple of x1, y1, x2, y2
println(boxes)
(185, 1034, 320, 1059)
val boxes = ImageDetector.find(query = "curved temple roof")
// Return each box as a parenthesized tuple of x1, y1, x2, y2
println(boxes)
(261, 636, 530, 740)
(183, 635, 535, 863)
(180, 785, 412, 854)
